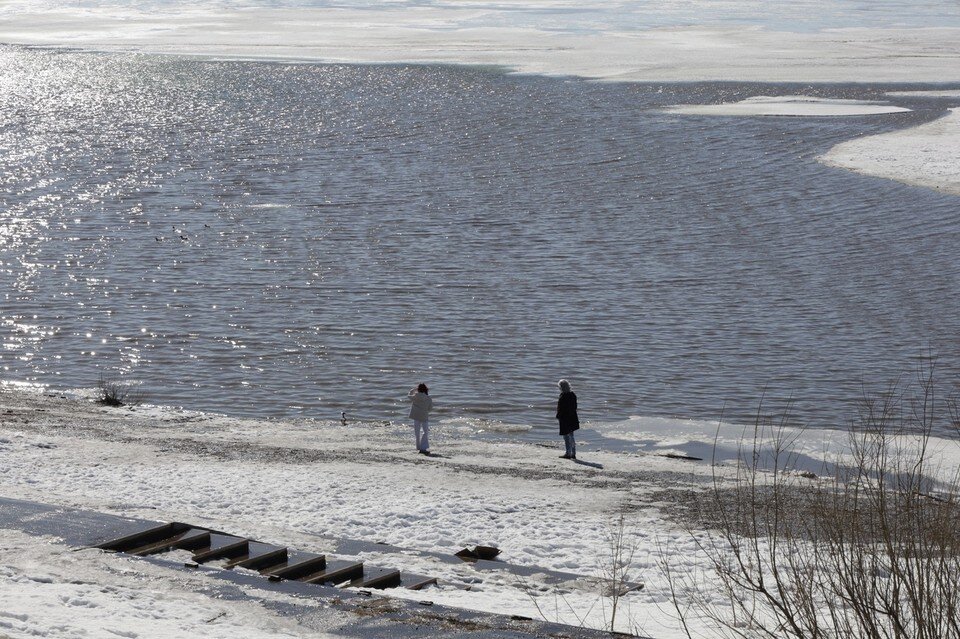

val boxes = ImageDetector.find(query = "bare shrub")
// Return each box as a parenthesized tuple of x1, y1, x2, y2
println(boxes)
(516, 509, 646, 634)
(596, 509, 645, 633)
(667, 363, 960, 639)
(97, 375, 143, 407)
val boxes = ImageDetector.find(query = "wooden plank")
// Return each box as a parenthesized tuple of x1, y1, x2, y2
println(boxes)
(96, 522, 191, 552)
(130, 529, 211, 557)
(358, 569, 402, 590)
(229, 548, 288, 571)
(266, 555, 327, 580)
(172, 532, 211, 554)
(303, 562, 364, 586)
(129, 530, 193, 556)
(192, 539, 250, 564)
(404, 576, 438, 591)
(661, 453, 703, 462)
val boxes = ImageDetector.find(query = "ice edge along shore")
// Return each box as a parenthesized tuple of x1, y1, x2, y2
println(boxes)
(819, 104, 960, 197)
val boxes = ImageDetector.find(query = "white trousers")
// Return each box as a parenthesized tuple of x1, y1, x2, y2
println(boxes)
(414, 419, 429, 451)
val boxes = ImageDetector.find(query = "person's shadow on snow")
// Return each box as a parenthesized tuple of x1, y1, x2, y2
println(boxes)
(572, 459, 603, 469)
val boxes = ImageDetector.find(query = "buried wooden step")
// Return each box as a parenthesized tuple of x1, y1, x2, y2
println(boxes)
(266, 555, 327, 581)
(403, 575, 438, 591)
(131, 529, 211, 557)
(96, 522, 192, 553)
(91, 518, 438, 602)
(229, 548, 288, 572)
(303, 561, 364, 586)
(355, 568, 402, 590)
(192, 538, 250, 564)
(171, 531, 211, 554)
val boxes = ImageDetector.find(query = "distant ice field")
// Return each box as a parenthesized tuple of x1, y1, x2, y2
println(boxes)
(2, 48, 959, 430)
(4, 0, 960, 33)
(2, 0, 960, 84)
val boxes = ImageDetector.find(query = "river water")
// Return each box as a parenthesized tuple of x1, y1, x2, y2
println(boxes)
(2, 47, 959, 430)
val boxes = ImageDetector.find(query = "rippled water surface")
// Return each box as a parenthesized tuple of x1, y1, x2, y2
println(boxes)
(2, 47, 959, 429)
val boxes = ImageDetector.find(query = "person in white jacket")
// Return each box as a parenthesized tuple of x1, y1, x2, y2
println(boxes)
(408, 383, 434, 454)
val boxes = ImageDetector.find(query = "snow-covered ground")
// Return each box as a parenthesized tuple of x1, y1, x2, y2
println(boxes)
(0, 389, 705, 636)
(3, 388, 959, 636)
(0, 529, 345, 638)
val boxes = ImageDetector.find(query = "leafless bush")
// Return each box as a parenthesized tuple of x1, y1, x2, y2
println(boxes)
(517, 508, 646, 634)
(97, 375, 143, 407)
(596, 509, 645, 633)
(667, 362, 960, 639)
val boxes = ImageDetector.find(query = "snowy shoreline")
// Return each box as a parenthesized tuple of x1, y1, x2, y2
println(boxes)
(0, 388, 719, 636)
(3, 387, 959, 636)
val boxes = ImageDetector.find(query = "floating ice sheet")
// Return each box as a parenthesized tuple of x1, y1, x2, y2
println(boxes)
(665, 95, 911, 117)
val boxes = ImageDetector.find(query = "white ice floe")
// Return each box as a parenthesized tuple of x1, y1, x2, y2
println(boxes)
(667, 93, 960, 197)
(821, 106, 960, 197)
(886, 90, 960, 98)
(664, 95, 911, 117)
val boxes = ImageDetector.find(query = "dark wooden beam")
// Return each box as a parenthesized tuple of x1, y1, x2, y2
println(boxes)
(171, 531, 211, 554)
(229, 548, 288, 572)
(304, 561, 364, 586)
(192, 539, 250, 564)
(96, 522, 192, 552)
(404, 576, 438, 591)
(266, 555, 327, 581)
(358, 568, 402, 589)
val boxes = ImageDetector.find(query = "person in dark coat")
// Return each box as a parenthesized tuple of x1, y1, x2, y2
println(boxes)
(556, 379, 579, 459)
